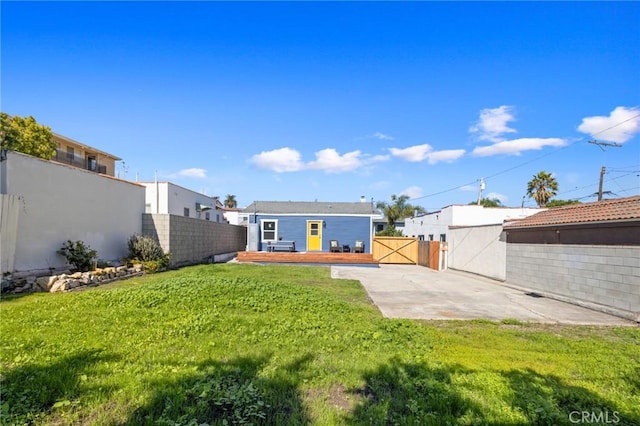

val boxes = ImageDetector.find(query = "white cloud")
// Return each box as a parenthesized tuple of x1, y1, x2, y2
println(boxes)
(400, 185, 423, 199)
(577, 106, 640, 143)
(389, 144, 432, 162)
(250, 147, 304, 172)
(168, 168, 207, 179)
(472, 137, 566, 157)
(459, 185, 477, 192)
(364, 154, 391, 164)
(469, 105, 517, 142)
(425, 149, 466, 164)
(485, 192, 508, 204)
(390, 144, 465, 164)
(371, 132, 395, 141)
(307, 148, 362, 173)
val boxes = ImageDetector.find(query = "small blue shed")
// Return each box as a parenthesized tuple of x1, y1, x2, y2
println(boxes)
(243, 201, 379, 253)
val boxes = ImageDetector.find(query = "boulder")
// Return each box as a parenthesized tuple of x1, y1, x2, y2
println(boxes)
(67, 279, 81, 289)
(36, 276, 51, 291)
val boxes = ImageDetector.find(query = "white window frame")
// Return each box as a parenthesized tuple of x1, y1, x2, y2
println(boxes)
(260, 219, 278, 242)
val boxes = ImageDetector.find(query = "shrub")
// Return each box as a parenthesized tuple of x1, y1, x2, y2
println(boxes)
(376, 226, 404, 237)
(127, 234, 165, 262)
(57, 240, 97, 272)
(127, 234, 170, 273)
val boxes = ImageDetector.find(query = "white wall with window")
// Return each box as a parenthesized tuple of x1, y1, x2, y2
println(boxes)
(141, 182, 223, 221)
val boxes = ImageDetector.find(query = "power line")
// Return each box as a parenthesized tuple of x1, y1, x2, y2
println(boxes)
(409, 113, 640, 202)
(591, 113, 640, 137)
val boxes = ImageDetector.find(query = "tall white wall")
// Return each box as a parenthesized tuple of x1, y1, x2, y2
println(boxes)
(1, 151, 145, 274)
(449, 224, 506, 281)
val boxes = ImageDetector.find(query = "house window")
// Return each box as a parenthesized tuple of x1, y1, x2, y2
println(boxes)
(205, 212, 210, 221)
(428, 234, 434, 241)
(440, 234, 446, 242)
(418, 235, 425, 241)
(376, 224, 384, 232)
(184, 207, 190, 217)
(261, 220, 277, 241)
(66, 147, 74, 161)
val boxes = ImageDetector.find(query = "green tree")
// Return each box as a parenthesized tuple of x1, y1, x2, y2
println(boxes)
(0, 113, 56, 160)
(546, 199, 581, 208)
(469, 198, 502, 207)
(527, 171, 559, 207)
(376, 194, 426, 231)
(224, 194, 238, 209)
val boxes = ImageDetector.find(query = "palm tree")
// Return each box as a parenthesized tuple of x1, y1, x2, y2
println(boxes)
(224, 194, 237, 209)
(527, 171, 558, 207)
(376, 194, 426, 229)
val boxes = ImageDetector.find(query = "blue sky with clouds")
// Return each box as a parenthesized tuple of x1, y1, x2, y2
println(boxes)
(2, 1, 639, 210)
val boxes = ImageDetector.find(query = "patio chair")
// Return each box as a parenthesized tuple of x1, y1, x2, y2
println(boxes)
(353, 240, 365, 253)
(329, 240, 342, 252)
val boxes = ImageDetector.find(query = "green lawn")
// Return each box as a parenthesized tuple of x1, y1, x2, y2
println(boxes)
(1, 264, 638, 425)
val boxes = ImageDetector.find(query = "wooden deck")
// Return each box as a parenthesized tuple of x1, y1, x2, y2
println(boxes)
(236, 251, 378, 264)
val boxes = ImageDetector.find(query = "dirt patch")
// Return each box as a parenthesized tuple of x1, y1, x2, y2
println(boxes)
(307, 383, 355, 411)
(328, 384, 353, 411)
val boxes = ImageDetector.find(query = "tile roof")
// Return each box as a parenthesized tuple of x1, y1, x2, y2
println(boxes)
(242, 201, 380, 215)
(504, 196, 640, 228)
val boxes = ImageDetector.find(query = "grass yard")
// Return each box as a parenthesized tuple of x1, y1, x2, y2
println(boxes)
(1, 264, 638, 425)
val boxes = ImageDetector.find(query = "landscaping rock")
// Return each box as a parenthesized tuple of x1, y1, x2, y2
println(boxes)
(35, 276, 51, 291)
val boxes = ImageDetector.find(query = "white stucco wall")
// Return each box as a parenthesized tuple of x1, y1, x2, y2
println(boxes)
(141, 182, 223, 222)
(449, 224, 506, 281)
(1, 151, 145, 274)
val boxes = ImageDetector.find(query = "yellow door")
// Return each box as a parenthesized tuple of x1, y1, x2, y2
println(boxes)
(307, 221, 322, 251)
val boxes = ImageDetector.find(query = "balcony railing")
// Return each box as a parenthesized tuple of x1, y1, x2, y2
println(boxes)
(54, 150, 107, 174)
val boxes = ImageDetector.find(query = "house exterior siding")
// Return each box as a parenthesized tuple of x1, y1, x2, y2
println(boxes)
(252, 214, 372, 253)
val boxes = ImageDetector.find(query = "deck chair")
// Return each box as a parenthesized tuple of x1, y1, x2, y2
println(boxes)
(353, 240, 365, 253)
(329, 240, 342, 252)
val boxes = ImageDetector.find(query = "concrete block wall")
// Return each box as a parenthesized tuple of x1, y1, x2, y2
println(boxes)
(142, 214, 247, 267)
(506, 244, 640, 320)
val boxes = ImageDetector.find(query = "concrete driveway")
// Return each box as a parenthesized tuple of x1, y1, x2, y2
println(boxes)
(331, 264, 635, 325)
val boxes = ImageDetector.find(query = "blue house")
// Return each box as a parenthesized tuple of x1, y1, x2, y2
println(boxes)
(243, 201, 380, 253)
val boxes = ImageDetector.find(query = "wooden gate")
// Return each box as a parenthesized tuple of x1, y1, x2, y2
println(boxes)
(372, 237, 418, 264)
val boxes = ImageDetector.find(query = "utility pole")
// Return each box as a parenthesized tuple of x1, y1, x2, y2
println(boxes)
(588, 140, 621, 201)
(476, 178, 485, 205)
(598, 166, 606, 201)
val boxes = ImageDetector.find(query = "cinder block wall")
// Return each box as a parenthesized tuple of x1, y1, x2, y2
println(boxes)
(142, 214, 247, 266)
(506, 244, 640, 319)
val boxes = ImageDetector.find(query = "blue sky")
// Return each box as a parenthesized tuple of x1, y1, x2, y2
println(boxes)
(2, 1, 639, 210)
